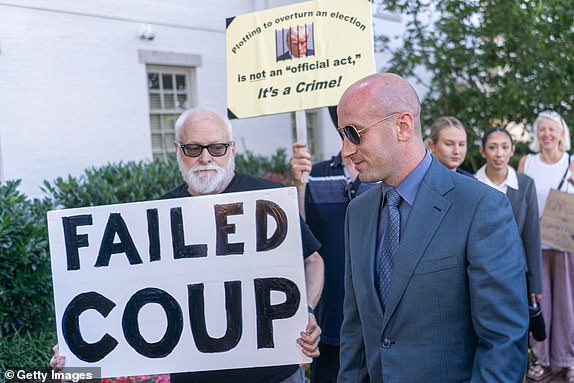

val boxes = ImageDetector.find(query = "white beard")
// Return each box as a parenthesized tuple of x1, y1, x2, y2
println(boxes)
(177, 155, 235, 195)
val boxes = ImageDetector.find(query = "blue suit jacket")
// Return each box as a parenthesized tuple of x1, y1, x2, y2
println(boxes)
(338, 159, 528, 383)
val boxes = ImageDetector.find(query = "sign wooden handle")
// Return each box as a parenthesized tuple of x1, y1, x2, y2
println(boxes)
(295, 111, 309, 184)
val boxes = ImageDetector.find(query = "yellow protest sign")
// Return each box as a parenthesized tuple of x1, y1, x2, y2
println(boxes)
(226, 0, 375, 119)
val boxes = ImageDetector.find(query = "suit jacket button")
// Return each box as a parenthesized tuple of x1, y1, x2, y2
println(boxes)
(382, 339, 392, 348)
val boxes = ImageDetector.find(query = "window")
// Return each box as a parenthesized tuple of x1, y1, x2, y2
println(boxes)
(147, 66, 194, 160)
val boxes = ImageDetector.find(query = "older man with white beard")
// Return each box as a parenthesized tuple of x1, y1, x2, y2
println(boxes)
(163, 107, 324, 383)
(171, 108, 237, 196)
(50, 108, 324, 382)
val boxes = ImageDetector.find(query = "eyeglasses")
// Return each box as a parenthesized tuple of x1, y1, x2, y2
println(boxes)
(338, 112, 401, 145)
(177, 142, 232, 158)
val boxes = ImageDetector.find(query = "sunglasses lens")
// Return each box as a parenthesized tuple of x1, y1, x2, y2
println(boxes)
(207, 144, 228, 157)
(182, 145, 202, 157)
(180, 143, 229, 157)
(343, 126, 360, 145)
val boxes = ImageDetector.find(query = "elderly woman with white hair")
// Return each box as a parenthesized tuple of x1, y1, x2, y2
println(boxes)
(518, 110, 574, 382)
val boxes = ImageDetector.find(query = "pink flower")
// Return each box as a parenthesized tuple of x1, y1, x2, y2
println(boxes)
(102, 374, 169, 383)
(132, 375, 151, 382)
(154, 374, 170, 383)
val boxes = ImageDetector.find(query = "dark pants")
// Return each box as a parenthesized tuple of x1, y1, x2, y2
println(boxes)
(310, 342, 339, 383)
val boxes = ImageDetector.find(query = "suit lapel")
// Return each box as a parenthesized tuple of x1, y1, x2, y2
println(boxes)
(382, 160, 454, 330)
(506, 187, 521, 218)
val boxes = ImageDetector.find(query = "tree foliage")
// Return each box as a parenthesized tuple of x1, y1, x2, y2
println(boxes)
(377, 0, 574, 169)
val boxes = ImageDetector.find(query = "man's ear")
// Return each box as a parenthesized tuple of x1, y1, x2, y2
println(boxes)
(397, 113, 415, 142)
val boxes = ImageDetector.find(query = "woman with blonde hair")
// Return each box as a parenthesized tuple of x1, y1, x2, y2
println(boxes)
(518, 111, 574, 382)
(427, 116, 473, 176)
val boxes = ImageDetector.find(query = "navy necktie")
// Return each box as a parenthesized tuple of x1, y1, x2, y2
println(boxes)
(377, 188, 402, 307)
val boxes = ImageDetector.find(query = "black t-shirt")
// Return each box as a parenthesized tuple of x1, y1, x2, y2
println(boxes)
(162, 173, 321, 383)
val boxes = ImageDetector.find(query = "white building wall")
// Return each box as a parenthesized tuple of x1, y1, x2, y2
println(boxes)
(0, 0, 403, 198)
(1, 3, 152, 196)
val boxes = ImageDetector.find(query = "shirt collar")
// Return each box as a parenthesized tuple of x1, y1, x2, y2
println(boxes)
(475, 165, 519, 191)
(382, 150, 432, 206)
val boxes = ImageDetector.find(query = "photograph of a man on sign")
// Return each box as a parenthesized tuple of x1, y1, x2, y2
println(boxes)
(276, 24, 315, 61)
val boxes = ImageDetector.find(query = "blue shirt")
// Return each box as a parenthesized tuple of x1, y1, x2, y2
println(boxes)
(377, 151, 432, 271)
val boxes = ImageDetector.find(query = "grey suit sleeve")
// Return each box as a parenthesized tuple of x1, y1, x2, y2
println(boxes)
(521, 177, 543, 294)
(467, 190, 529, 383)
(337, 208, 369, 383)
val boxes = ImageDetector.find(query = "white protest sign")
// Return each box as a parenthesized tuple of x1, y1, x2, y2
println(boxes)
(47, 187, 310, 378)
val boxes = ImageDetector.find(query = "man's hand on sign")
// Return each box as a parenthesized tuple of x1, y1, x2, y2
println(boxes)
(290, 142, 312, 186)
(296, 312, 321, 358)
(50, 344, 66, 372)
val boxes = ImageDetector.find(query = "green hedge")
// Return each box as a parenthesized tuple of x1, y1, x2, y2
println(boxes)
(42, 150, 290, 209)
(235, 148, 290, 179)
(0, 329, 57, 372)
(42, 158, 182, 208)
(0, 180, 54, 337)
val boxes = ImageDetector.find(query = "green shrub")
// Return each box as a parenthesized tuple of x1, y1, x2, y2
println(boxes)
(0, 329, 56, 372)
(42, 158, 182, 208)
(0, 180, 54, 337)
(43, 149, 291, 209)
(235, 148, 290, 184)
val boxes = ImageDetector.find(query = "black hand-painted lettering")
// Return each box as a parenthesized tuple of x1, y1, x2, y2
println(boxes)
(256, 200, 288, 252)
(214, 203, 245, 256)
(122, 287, 183, 358)
(95, 213, 143, 267)
(147, 209, 160, 262)
(254, 277, 300, 348)
(62, 215, 93, 270)
(170, 207, 207, 259)
(62, 291, 118, 362)
(188, 281, 243, 353)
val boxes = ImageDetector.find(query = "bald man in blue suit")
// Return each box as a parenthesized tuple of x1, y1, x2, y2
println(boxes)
(336, 73, 528, 383)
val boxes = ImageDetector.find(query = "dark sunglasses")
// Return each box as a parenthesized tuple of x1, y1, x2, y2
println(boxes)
(338, 112, 401, 145)
(177, 142, 232, 158)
